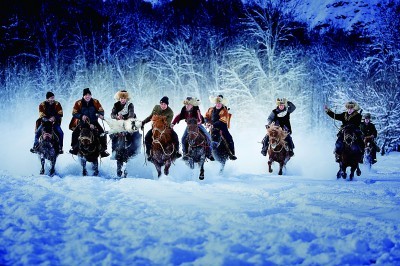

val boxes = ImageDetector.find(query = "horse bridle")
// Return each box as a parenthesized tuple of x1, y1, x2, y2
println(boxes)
(187, 125, 205, 148)
(151, 124, 174, 156)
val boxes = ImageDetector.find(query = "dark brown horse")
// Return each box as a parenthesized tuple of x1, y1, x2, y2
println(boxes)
(186, 118, 207, 180)
(77, 124, 101, 176)
(36, 120, 59, 176)
(150, 115, 176, 177)
(266, 125, 291, 175)
(337, 125, 362, 180)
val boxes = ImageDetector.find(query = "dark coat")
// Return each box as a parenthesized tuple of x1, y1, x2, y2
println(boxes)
(142, 105, 174, 125)
(172, 106, 203, 125)
(326, 109, 362, 129)
(35, 100, 63, 131)
(267, 101, 296, 134)
(360, 122, 377, 138)
(69, 98, 104, 130)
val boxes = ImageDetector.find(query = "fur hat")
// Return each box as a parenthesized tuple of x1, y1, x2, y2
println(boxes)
(183, 96, 200, 106)
(209, 95, 228, 105)
(363, 113, 371, 120)
(345, 101, 359, 110)
(114, 90, 130, 101)
(83, 88, 92, 96)
(160, 96, 169, 105)
(46, 91, 54, 99)
(276, 98, 287, 106)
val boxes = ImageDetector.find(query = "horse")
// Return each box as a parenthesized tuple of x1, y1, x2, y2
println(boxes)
(209, 126, 230, 174)
(76, 123, 101, 176)
(265, 125, 291, 175)
(363, 135, 375, 170)
(185, 118, 208, 180)
(105, 118, 142, 178)
(336, 125, 362, 180)
(149, 115, 176, 178)
(35, 120, 59, 176)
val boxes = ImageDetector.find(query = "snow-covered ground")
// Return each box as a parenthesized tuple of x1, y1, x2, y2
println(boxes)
(1, 118, 399, 265)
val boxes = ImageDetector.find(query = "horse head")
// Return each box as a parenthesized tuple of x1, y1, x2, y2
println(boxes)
(342, 125, 358, 146)
(267, 125, 287, 149)
(79, 127, 95, 147)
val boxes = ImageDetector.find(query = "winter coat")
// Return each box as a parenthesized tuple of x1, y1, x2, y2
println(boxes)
(69, 98, 104, 130)
(325, 109, 362, 130)
(205, 106, 231, 129)
(111, 102, 136, 120)
(142, 105, 174, 126)
(172, 106, 203, 125)
(360, 122, 377, 138)
(35, 100, 63, 131)
(267, 101, 296, 134)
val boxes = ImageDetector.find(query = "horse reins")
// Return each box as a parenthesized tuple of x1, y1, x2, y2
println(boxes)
(152, 125, 175, 156)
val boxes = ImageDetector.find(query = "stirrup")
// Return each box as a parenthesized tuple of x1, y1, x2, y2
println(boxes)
(229, 154, 237, 160)
(182, 153, 189, 160)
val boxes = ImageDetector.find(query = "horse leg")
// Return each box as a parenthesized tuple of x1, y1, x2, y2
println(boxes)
(117, 160, 123, 177)
(268, 159, 273, 173)
(81, 158, 87, 176)
(337, 162, 344, 179)
(154, 162, 162, 178)
(49, 158, 56, 176)
(219, 161, 225, 175)
(164, 160, 171, 176)
(93, 160, 99, 176)
(40, 158, 45, 175)
(199, 161, 205, 180)
(356, 165, 361, 176)
(278, 162, 283, 175)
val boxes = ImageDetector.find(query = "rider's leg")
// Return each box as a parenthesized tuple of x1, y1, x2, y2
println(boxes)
(54, 124, 64, 153)
(171, 130, 182, 158)
(181, 128, 189, 160)
(261, 135, 269, 156)
(285, 134, 294, 157)
(335, 137, 343, 162)
(69, 127, 80, 155)
(30, 125, 43, 153)
(220, 126, 236, 160)
(145, 129, 153, 158)
(198, 125, 214, 160)
(96, 125, 109, 157)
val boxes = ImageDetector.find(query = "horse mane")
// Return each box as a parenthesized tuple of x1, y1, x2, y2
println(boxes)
(267, 125, 288, 146)
(152, 115, 168, 128)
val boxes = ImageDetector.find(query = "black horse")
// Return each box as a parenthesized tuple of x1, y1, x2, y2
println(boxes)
(108, 119, 142, 178)
(76, 124, 101, 176)
(209, 127, 230, 174)
(337, 125, 362, 180)
(35, 120, 59, 176)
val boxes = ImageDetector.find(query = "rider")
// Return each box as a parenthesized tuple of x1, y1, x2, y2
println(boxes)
(204, 95, 237, 160)
(141, 96, 182, 161)
(171, 96, 214, 161)
(30, 91, 64, 154)
(69, 88, 109, 157)
(110, 90, 137, 158)
(324, 101, 364, 162)
(360, 112, 379, 164)
(261, 98, 296, 157)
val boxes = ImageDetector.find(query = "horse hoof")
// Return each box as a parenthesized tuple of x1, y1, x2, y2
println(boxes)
(82, 170, 87, 176)
(93, 171, 99, 176)
(199, 175, 204, 180)
(40, 169, 45, 175)
(117, 171, 122, 177)
(356, 169, 361, 176)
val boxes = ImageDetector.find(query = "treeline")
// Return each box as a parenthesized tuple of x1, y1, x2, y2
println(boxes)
(0, 0, 399, 150)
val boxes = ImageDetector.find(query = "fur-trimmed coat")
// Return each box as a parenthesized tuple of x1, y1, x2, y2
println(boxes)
(111, 102, 136, 120)
(142, 105, 174, 125)
(205, 106, 231, 128)
(267, 101, 296, 134)
(69, 98, 104, 130)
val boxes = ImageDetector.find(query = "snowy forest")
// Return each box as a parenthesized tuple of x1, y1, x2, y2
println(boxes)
(0, 0, 399, 150)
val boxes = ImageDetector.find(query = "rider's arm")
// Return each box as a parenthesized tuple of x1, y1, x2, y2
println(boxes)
(287, 101, 296, 114)
(72, 100, 83, 120)
(128, 103, 136, 119)
(110, 103, 118, 119)
(266, 111, 276, 126)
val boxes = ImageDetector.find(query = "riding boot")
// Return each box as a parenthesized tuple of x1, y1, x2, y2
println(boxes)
(335, 152, 341, 163)
(228, 142, 237, 160)
(58, 146, 64, 154)
(30, 142, 39, 153)
(182, 142, 189, 161)
(69, 145, 79, 155)
(372, 151, 377, 164)
(261, 136, 268, 156)
(100, 136, 110, 157)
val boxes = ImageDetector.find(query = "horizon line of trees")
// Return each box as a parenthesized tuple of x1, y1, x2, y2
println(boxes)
(0, 0, 399, 150)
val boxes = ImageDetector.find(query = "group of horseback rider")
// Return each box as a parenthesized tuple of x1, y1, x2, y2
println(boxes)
(30, 89, 379, 165)
(30, 89, 239, 162)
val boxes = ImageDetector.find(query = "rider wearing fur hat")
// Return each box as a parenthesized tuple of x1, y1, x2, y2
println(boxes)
(171, 96, 214, 161)
(360, 113, 379, 164)
(325, 101, 364, 162)
(141, 96, 182, 161)
(111, 90, 136, 120)
(205, 95, 237, 160)
(30, 91, 64, 154)
(69, 88, 109, 157)
(261, 98, 296, 157)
